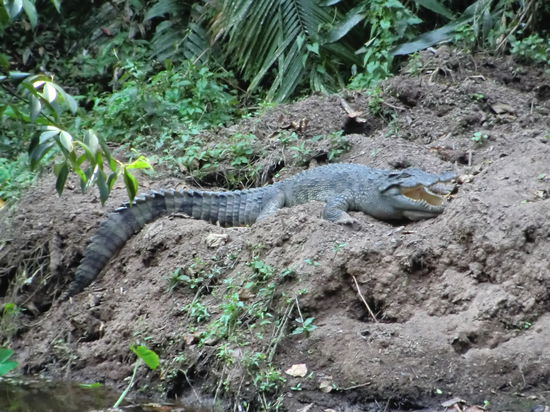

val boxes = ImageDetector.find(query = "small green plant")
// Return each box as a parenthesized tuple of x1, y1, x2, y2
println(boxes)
(510, 34, 550, 66)
(517, 320, 533, 330)
(184, 301, 211, 323)
(304, 258, 320, 266)
(248, 258, 276, 281)
(216, 343, 235, 365)
(290, 383, 303, 391)
(279, 267, 297, 280)
(278, 131, 300, 145)
(90, 61, 240, 146)
(228, 133, 257, 166)
(201, 292, 246, 342)
(349, 0, 421, 89)
(471, 131, 489, 145)
(168, 259, 221, 291)
(253, 366, 287, 394)
(169, 267, 201, 291)
(404, 52, 424, 75)
(0, 154, 39, 204)
(333, 242, 348, 253)
(327, 131, 351, 161)
(114, 345, 160, 408)
(452, 23, 477, 50)
(0, 347, 18, 376)
(0, 303, 22, 342)
(292, 317, 318, 337)
(176, 132, 261, 188)
(290, 142, 312, 165)
(367, 87, 384, 116)
(243, 351, 267, 369)
(470, 93, 486, 102)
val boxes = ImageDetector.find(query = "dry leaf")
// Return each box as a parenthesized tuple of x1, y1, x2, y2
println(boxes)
(490, 103, 515, 114)
(285, 363, 308, 377)
(318, 376, 333, 393)
(205, 233, 229, 248)
(441, 397, 466, 407)
(457, 174, 474, 184)
(464, 406, 486, 412)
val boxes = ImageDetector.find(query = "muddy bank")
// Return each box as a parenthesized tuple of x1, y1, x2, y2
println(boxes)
(1, 48, 549, 411)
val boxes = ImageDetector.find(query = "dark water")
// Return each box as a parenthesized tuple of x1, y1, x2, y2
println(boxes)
(0, 377, 205, 412)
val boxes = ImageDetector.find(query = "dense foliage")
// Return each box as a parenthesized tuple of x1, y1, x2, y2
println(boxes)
(0, 0, 548, 205)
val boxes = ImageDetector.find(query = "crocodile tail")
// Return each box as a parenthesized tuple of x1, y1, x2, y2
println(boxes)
(64, 188, 268, 298)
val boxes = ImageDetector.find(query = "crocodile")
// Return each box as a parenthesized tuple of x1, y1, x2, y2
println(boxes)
(65, 163, 455, 297)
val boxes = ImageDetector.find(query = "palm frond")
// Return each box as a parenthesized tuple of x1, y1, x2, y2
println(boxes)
(213, 0, 359, 101)
(146, 0, 213, 64)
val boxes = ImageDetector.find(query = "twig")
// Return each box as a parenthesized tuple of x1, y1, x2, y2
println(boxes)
(342, 381, 372, 390)
(183, 370, 202, 404)
(351, 275, 378, 323)
(381, 101, 406, 112)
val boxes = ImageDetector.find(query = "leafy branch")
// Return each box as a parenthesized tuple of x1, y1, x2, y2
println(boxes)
(1, 71, 151, 204)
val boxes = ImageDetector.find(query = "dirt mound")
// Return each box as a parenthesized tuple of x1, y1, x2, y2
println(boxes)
(1, 47, 549, 411)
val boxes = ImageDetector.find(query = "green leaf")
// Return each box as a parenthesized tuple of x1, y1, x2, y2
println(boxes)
(52, 83, 78, 113)
(0, 348, 18, 377)
(0, 54, 7, 70)
(42, 82, 57, 103)
(76, 141, 93, 162)
(84, 130, 99, 156)
(49, 0, 61, 13)
(125, 156, 152, 170)
(9, 71, 31, 80)
(57, 131, 73, 152)
(98, 135, 114, 165)
(413, 0, 454, 20)
(30, 96, 41, 121)
(0, 5, 10, 26)
(144, 0, 178, 20)
(65, 93, 78, 113)
(29, 141, 55, 169)
(326, 8, 365, 42)
(123, 168, 139, 202)
(107, 173, 118, 192)
(54, 162, 69, 195)
(22, 0, 37, 27)
(7, 0, 23, 19)
(3, 303, 18, 315)
(130, 345, 160, 370)
(391, 19, 467, 55)
(39, 128, 60, 143)
(79, 383, 104, 389)
(96, 169, 110, 205)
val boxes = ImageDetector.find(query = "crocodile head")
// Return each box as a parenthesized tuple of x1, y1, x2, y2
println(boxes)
(379, 168, 456, 220)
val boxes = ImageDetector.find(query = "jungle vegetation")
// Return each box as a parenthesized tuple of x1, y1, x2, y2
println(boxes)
(0, 0, 548, 205)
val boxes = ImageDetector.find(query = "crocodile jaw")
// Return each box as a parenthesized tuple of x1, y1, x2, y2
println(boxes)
(398, 184, 449, 220)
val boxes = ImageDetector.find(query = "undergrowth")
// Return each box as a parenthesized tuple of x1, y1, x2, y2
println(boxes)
(87, 60, 240, 147)
(0, 154, 39, 204)
(164, 252, 313, 410)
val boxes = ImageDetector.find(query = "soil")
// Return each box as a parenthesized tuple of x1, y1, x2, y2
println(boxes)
(1, 47, 550, 412)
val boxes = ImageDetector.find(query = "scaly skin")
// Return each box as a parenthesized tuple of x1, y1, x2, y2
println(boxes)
(65, 163, 455, 297)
